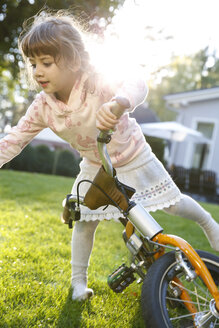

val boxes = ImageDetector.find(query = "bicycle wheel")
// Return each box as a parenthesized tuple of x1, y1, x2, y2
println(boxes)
(141, 250, 219, 328)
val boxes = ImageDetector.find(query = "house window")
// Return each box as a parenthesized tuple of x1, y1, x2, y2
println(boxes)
(192, 122, 214, 169)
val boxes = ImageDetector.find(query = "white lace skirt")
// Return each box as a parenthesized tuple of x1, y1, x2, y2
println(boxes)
(71, 147, 182, 221)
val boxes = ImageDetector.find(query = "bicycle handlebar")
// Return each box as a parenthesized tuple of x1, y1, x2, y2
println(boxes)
(109, 96, 130, 118)
(97, 96, 130, 176)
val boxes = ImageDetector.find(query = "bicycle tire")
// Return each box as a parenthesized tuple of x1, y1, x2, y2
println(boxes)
(141, 250, 219, 328)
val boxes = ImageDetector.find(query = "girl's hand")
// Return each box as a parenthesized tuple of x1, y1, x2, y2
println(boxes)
(96, 101, 119, 131)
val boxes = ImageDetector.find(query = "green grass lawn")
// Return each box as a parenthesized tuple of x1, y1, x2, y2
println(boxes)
(0, 170, 218, 328)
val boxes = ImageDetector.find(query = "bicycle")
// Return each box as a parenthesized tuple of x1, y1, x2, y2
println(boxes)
(62, 97, 219, 328)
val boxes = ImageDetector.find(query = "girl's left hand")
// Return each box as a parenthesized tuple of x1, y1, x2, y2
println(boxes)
(96, 101, 119, 131)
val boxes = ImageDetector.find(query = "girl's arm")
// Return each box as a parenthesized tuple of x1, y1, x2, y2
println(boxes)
(0, 97, 46, 168)
(96, 73, 148, 130)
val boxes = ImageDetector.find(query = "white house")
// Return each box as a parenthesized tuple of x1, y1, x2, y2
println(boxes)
(164, 87, 219, 182)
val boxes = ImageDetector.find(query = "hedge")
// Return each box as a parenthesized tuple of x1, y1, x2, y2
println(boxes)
(145, 136, 166, 165)
(2, 144, 80, 178)
(2, 138, 166, 176)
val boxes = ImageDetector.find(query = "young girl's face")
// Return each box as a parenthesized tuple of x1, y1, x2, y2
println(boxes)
(29, 54, 77, 102)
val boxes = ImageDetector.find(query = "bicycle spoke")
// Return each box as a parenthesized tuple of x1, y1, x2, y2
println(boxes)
(171, 280, 209, 303)
(166, 296, 207, 307)
(170, 311, 219, 327)
(141, 250, 219, 328)
(169, 312, 195, 320)
(213, 317, 219, 327)
(194, 277, 211, 309)
(194, 285, 201, 312)
(200, 313, 214, 326)
(193, 278, 209, 296)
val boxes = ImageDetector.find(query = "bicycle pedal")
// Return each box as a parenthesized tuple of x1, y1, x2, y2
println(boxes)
(107, 264, 136, 293)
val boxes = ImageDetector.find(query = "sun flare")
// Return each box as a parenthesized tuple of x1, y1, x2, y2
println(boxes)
(87, 1, 152, 84)
(87, 0, 219, 85)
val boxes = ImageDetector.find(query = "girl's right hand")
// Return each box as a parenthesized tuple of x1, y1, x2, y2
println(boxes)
(96, 101, 119, 131)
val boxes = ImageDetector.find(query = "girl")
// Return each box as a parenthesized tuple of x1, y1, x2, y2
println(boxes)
(0, 10, 218, 302)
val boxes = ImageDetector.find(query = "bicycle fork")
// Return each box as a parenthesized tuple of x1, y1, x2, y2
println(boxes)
(153, 234, 219, 310)
(125, 202, 219, 326)
(153, 233, 219, 327)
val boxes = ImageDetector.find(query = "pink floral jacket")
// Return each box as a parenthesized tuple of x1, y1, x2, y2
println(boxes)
(0, 73, 148, 168)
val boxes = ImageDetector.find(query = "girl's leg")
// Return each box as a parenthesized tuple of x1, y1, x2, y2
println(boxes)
(71, 219, 99, 301)
(163, 194, 219, 251)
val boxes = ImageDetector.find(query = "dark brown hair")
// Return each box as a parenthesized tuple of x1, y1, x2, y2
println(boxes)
(18, 10, 93, 88)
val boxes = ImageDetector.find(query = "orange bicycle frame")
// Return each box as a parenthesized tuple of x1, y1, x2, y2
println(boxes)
(153, 233, 219, 311)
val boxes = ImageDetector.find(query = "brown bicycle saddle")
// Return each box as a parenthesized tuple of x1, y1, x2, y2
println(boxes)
(84, 165, 136, 212)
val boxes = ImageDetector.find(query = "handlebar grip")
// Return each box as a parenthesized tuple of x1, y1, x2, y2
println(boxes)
(97, 96, 130, 175)
(111, 96, 130, 118)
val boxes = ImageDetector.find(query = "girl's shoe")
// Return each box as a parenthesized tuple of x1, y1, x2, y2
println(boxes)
(72, 283, 94, 301)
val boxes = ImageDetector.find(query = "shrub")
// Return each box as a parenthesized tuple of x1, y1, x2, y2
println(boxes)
(34, 144, 54, 174)
(145, 136, 166, 165)
(2, 144, 80, 177)
(54, 149, 80, 177)
(8, 144, 37, 172)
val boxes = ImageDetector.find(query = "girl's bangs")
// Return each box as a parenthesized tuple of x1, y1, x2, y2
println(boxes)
(21, 28, 59, 59)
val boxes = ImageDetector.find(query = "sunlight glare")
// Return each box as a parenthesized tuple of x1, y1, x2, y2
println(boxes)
(87, 33, 144, 85)
(87, 0, 152, 84)
(88, 0, 219, 84)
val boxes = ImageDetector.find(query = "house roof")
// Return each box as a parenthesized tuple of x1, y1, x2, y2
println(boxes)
(164, 87, 219, 108)
(1, 128, 67, 144)
(34, 128, 67, 143)
(130, 103, 160, 123)
(31, 128, 79, 155)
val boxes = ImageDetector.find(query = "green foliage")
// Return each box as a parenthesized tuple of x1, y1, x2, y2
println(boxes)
(34, 144, 55, 174)
(148, 47, 219, 120)
(0, 0, 124, 77)
(0, 170, 217, 327)
(7, 144, 37, 172)
(55, 149, 80, 177)
(3, 144, 80, 177)
(145, 136, 166, 165)
(0, 67, 28, 133)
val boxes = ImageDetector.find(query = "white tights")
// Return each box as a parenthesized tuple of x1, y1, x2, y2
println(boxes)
(163, 194, 219, 251)
(71, 194, 219, 300)
(71, 220, 99, 300)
